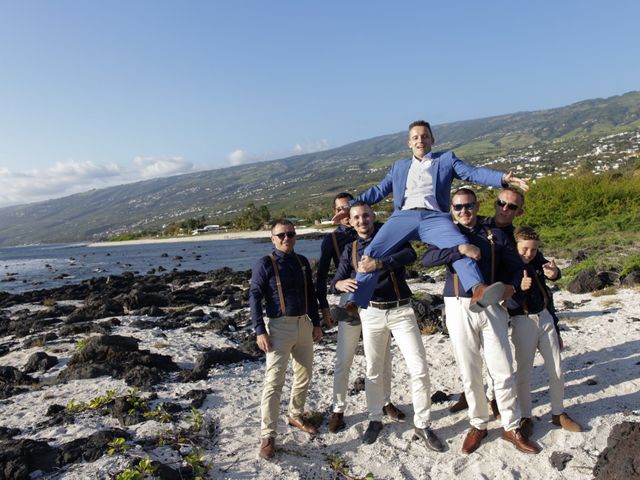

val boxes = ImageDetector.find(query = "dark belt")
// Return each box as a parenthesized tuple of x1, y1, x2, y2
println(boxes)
(369, 298, 411, 310)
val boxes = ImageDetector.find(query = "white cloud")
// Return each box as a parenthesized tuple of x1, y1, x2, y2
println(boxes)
(0, 160, 124, 207)
(291, 139, 330, 155)
(227, 149, 250, 166)
(0, 156, 197, 208)
(227, 139, 331, 167)
(132, 156, 195, 179)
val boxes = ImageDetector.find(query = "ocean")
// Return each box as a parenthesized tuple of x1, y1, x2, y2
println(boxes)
(0, 238, 323, 294)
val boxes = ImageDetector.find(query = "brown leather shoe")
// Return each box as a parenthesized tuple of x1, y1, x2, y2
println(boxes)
(259, 436, 275, 459)
(383, 402, 406, 420)
(344, 302, 360, 321)
(469, 282, 506, 313)
(519, 417, 533, 438)
(462, 427, 487, 454)
(552, 413, 582, 432)
(449, 392, 469, 413)
(501, 428, 540, 454)
(489, 398, 500, 419)
(287, 416, 317, 434)
(328, 412, 346, 433)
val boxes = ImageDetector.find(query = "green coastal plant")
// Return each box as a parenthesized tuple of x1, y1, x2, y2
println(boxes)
(184, 449, 209, 480)
(126, 388, 148, 414)
(144, 403, 173, 423)
(115, 457, 156, 480)
(186, 407, 204, 431)
(107, 437, 130, 455)
(327, 454, 374, 480)
(66, 389, 117, 413)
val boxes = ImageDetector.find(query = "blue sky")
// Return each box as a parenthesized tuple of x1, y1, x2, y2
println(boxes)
(1, 0, 638, 207)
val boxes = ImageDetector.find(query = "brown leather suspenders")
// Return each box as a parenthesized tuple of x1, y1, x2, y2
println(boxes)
(268, 253, 308, 315)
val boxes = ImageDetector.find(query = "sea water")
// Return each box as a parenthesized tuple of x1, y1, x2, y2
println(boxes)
(0, 238, 323, 294)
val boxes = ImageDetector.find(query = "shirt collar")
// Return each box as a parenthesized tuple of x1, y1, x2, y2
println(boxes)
(412, 151, 433, 163)
(272, 249, 295, 259)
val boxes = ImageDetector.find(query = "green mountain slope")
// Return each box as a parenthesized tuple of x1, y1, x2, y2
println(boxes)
(0, 91, 639, 246)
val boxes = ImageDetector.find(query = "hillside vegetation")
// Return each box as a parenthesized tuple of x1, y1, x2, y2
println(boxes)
(0, 91, 639, 246)
(476, 160, 640, 284)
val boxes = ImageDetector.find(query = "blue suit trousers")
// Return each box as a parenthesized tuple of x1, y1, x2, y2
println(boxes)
(349, 210, 484, 308)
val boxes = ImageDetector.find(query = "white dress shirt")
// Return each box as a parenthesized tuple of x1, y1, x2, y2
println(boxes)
(402, 153, 441, 211)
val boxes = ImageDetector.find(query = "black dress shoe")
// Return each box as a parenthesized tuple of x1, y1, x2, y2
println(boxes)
(412, 426, 445, 452)
(362, 421, 383, 444)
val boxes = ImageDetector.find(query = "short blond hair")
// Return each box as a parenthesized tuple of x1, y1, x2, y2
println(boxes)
(514, 226, 539, 242)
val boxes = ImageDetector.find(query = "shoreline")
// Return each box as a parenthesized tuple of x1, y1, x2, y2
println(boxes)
(87, 227, 327, 247)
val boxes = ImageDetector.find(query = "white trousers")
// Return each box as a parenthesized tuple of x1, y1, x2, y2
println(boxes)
(444, 297, 520, 431)
(260, 315, 314, 438)
(511, 308, 564, 417)
(333, 321, 392, 413)
(361, 304, 431, 428)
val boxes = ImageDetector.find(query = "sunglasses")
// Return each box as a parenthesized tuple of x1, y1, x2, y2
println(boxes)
(274, 231, 296, 240)
(452, 202, 475, 212)
(495, 199, 519, 211)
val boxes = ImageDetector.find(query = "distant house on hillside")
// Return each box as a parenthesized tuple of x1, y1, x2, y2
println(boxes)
(191, 225, 226, 235)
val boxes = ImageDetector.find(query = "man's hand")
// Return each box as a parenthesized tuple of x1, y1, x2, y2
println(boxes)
(321, 307, 334, 329)
(256, 333, 272, 353)
(331, 208, 350, 224)
(503, 284, 516, 302)
(543, 258, 559, 279)
(521, 270, 532, 291)
(503, 171, 529, 192)
(312, 326, 323, 343)
(335, 278, 358, 293)
(358, 255, 380, 273)
(458, 243, 481, 261)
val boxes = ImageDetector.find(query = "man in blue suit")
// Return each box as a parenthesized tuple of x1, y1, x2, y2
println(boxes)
(333, 120, 529, 316)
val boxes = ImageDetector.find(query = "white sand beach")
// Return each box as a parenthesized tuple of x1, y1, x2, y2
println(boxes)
(0, 278, 638, 479)
(87, 228, 326, 247)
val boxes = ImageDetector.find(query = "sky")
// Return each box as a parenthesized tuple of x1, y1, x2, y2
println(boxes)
(1, 0, 639, 208)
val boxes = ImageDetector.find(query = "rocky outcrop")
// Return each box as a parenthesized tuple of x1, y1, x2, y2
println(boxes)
(593, 421, 640, 479)
(57, 335, 179, 389)
(567, 267, 618, 294)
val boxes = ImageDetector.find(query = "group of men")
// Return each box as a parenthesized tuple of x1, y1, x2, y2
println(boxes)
(250, 120, 580, 461)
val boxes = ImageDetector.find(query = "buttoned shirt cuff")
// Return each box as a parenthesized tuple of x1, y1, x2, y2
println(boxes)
(255, 324, 267, 336)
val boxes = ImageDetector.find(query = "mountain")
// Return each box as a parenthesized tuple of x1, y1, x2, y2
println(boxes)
(1, 91, 639, 247)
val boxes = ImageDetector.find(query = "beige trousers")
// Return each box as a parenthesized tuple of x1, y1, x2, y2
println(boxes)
(260, 315, 314, 438)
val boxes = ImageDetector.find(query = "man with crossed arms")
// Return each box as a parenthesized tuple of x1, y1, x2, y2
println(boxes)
(422, 188, 539, 454)
(250, 219, 323, 460)
(332, 201, 444, 451)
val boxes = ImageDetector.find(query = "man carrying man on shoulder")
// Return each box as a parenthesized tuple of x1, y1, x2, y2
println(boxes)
(317, 194, 405, 433)
(332, 201, 444, 452)
(333, 120, 529, 318)
(250, 219, 324, 460)
(422, 188, 539, 455)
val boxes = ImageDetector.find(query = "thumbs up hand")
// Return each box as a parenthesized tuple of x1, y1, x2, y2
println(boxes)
(521, 270, 532, 291)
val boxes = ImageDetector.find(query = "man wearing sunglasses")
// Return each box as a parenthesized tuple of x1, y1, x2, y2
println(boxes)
(333, 120, 529, 318)
(250, 219, 323, 460)
(449, 187, 526, 415)
(422, 189, 539, 455)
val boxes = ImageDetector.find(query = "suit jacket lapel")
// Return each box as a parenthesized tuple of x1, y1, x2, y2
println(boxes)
(395, 158, 411, 209)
